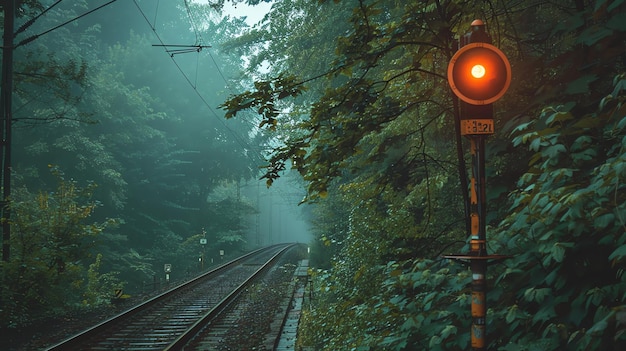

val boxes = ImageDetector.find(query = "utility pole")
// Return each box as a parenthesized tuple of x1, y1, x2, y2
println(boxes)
(1, 0, 15, 262)
(443, 20, 511, 350)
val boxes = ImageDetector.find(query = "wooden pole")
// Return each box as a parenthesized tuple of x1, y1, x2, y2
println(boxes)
(1, 0, 15, 262)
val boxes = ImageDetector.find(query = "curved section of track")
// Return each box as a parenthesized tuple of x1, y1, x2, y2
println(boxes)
(45, 244, 296, 351)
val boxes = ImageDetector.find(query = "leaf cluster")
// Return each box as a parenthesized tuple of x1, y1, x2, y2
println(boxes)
(489, 71, 626, 350)
(0, 167, 118, 328)
(3, 0, 269, 330)
(218, 0, 626, 350)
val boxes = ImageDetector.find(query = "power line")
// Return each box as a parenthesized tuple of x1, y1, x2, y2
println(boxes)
(132, 0, 267, 168)
(153, 0, 160, 30)
(181, 2, 264, 132)
(183, 0, 202, 46)
(183, 2, 232, 93)
(181, 3, 311, 164)
(151, 43, 211, 57)
(175, 1, 268, 156)
(15, 0, 119, 48)
(14, 0, 63, 37)
(2, 0, 121, 261)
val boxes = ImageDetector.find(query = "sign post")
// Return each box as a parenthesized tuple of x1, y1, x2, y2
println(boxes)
(164, 263, 171, 284)
(199, 228, 207, 270)
(443, 19, 511, 351)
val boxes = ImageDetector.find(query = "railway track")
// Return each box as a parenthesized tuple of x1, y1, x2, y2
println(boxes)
(45, 243, 299, 351)
(175, 259, 306, 350)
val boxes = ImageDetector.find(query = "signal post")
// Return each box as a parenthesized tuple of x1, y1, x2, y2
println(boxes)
(443, 20, 511, 350)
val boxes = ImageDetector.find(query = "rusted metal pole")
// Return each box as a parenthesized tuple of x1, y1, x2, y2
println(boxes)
(444, 133, 507, 350)
(469, 136, 487, 350)
(444, 19, 511, 350)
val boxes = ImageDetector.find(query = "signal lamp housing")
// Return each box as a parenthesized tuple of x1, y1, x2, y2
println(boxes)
(447, 43, 511, 105)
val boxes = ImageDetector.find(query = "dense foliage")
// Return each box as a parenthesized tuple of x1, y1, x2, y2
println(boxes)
(1, 167, 118, 326)
(1, 0, 626, 349)
(219, 0, 626, 350)
(0, 0, 270, 329)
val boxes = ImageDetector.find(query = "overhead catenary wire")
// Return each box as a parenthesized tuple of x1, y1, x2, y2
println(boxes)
(153, 0, 160, 30)
(15, 0, 119, 48)
(175, 0, 272, 157)
(132, 0, 267, 168)
(182, 0, 262, 131)
(183, 1, 233, 94)
(14, 0, 63, 37)
(184, 0, 202, 46)
(15, 0, 259, 153)
(151, 44, 211, 58)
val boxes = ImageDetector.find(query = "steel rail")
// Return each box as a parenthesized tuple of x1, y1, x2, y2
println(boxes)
(163, 243, 293, 350)
(44, 244, 294, 351)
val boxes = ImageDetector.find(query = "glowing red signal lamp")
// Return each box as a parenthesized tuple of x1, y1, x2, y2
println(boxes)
(471, 64, 485, 78)
(447, 43, 511, 105)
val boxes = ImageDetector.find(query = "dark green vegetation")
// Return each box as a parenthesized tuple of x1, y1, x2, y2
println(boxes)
(218, 0, 626, 350)
(0, 0, 278, 330)
(1, 0, 626, 350)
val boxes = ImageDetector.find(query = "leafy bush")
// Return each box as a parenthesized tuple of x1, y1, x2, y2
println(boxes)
(489, 73, 626, 350)
(0, 167, 118, 328)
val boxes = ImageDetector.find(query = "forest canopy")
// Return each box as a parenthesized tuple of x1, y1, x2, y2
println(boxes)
(0, 0, 294, 330)
(1, 0, 626, 350)
(218, 0, 626, 350)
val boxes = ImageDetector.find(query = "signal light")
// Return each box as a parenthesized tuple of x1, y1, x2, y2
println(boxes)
(448, 42, 511, 105)
(471, 64, 485, 79)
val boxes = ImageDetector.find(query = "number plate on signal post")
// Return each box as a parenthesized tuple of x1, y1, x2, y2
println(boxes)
(461, 119, 494, 135)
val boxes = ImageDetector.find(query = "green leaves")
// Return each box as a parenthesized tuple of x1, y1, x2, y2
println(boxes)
(565, 74, 599, 95)
(365, 259, 471, 351)
(220, 74, 305, 129)
(219, 1, 626, 350)
(523, 287, 552, 304)
(609, 245, 626, 261)
(1, 168, 117, 327)
(495, 71, 626, 349)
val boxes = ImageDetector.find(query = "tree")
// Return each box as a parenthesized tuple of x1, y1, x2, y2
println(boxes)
(0, 167, 117, 327)
(2, 0, 271, 310)
(219, 0, 626, 349)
